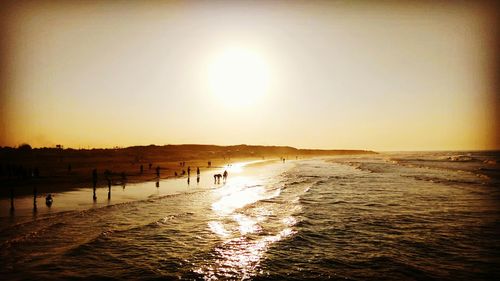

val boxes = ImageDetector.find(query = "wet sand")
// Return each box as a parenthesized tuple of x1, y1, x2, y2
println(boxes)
(0, 145, 374, 198)
(0, 159, 275, 218)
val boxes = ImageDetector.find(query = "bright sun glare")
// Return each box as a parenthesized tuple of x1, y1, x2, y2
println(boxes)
(209, 48, 269, 107)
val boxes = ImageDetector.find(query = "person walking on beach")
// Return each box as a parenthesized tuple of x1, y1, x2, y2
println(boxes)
(187, 166, 191, 177)
(107, 179, 112, 200)
(196, 167, 200, 183)
(223, 170, 228, 183)
(92, 169, 98, 201)
(33, 186, 37, 210)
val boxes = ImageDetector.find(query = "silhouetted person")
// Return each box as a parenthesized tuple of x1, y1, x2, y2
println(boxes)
(223, 170, 228, 182)
(197, 167, 200, 175)
(140, 164, 144, 174)
(46, 194, 53, 207)
(92, 169, 98, 200)
(214, 174, 222, 184)
(156, 180, 160, 188)
(92, 169, 98, 187)
(197, 175, 200, 184)
(33, 186, 37, 207)
(156, 166, 160, 177)
(33, 188, 37, 212)
(187, 177, 190, 185)
(187, 166, 191, 177)
(107, 179, 112, 200)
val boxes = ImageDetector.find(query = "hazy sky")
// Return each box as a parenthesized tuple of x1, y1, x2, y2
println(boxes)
(1, 1, 498, 151)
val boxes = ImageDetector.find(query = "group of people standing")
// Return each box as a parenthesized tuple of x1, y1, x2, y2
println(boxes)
(185, 166, 201, 185)
(175, 161, 229, 185)
(213, 170, 228, 184)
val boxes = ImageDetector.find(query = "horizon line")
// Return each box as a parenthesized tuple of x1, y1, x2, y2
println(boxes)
(2, 143, 499, 153)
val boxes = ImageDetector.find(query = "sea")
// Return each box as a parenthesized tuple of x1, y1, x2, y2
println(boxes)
(1, 151, 499, 280)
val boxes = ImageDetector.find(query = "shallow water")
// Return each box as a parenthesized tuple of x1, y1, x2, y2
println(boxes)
(1, 152, 499, 280)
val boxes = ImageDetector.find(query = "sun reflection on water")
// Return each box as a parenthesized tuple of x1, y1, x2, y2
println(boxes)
(232, 213, 262, 235)
(222, 160, 268, 175)
(208, 221, 230, 238)
(200, 170, 298, 280)
(212, 185, 265, 215)
(197, 226, 297, 280)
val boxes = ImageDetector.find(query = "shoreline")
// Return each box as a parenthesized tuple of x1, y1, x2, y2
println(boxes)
(0, 158, 282, 218)
(0, 157, 263, 198)
(0, 145, 376, 199)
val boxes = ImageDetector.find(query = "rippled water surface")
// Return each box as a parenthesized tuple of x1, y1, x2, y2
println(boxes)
(1, 152, 499, 280)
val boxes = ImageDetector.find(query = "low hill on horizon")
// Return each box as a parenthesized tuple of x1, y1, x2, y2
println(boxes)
(1, 143, 376, 161)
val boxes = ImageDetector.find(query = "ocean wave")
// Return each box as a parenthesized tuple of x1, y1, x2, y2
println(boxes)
(3, 154, 500, 280)
(1, 221, 67, 250)
(337, 158, 492, 186)
(390, 154, 481, 163)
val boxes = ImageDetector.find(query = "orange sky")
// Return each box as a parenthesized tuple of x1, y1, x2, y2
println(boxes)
(0, 1, 498, 151)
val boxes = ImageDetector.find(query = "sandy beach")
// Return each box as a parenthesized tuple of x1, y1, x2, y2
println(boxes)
(0, 159, 275, 218)
(0, 144, 374, 198)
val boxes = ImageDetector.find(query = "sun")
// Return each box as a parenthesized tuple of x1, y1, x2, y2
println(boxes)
(208, 48, 269, 107)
